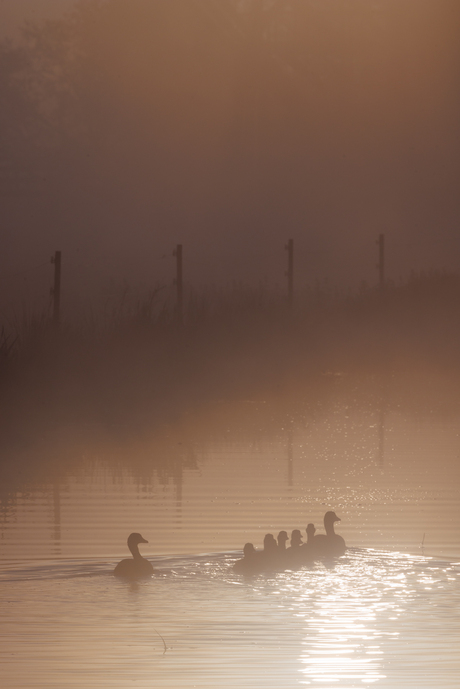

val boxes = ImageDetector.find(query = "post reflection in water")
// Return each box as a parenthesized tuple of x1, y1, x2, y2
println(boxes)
(287, 428, 294, 488)
(2, 383, 460, 560)
(377, 403, 385, 469)
(376, 382, 388, 469)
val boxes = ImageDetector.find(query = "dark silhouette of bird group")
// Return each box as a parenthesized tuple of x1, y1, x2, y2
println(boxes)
(113, 511, 346, 580)
(233, 511, 346, 575)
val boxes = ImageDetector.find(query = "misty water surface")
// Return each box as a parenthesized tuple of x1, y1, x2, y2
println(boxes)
(1, 376, 460, 688)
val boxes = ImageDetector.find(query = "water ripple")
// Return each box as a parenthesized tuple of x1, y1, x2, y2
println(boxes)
(1, 549, 459, 688)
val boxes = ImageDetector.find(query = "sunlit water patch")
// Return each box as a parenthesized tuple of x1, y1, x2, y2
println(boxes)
(1, 549, 459, 688)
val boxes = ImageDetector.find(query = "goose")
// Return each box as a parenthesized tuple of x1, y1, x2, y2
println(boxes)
(313, 511, 346, 557)
(257, 533, 279, 571)
(301, 523, 317, 561)
(288, 529, 303, 548)
(114, 532, 155, 579)
(234, 535, 277, 574)
(271, 530, 289, 568)
(285, 528, 304, 567)
(263, 533, 278, 553)
(277, 530, 289, 552)
(233, 542, 258, 574)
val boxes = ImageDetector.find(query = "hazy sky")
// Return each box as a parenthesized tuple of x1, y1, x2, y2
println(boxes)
(0, 0, 76, 39)
(1, 1, 459, 320)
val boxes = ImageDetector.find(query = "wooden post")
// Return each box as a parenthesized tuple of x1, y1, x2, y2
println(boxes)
(285, 238, 293, 306)
(51, 250, 61, 325)
(173, 244, 183, 325)
(377, 234, 384, 289)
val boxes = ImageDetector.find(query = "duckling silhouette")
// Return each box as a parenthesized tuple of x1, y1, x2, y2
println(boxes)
(288, 529, 303, 549)
(233, 542, 258, 574)
(286, 528, 304, 567)
(256, 533, 278, 571)
(263, 533, 278, 553)
(263, 532, 278, 555)
(277, 530, 289, 553)
(301, 523, 317, 561)
(313, 511, 346, 557)
(114, 533, 155, 579)
(306, 523, 316, 542)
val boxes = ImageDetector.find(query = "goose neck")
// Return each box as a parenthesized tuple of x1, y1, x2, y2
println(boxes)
(129, 543, 142, 559)
(325, 522, 335, 537)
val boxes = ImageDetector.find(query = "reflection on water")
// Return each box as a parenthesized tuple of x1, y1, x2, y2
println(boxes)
(0, 550, 459, 688)
(1, 377, 460, 687)
(295, 552, 413, 685)
(1, 389, 459, 560)
(290, 550, 460, 687)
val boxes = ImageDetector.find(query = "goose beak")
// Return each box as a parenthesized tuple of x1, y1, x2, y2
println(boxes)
(140, 537, 148, 543)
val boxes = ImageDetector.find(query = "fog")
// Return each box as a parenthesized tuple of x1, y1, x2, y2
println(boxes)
(2, 10, 460, 685)
(1, 0, 459, 322)
(1, 0, 460, 440)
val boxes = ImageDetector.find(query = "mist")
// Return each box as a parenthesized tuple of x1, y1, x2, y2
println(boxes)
(1, 0, 459, 322)
(2, 7, 460, 684)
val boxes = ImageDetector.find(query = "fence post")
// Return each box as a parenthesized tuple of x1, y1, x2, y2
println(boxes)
(376, 234, 384, 289)
(51, 250, 61, 325)
(173, 244, 183, 325)
(285, 238, 293, 307)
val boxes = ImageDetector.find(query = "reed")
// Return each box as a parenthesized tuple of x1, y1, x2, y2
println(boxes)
(1, 272, 460, 443)
(153, 628, 168, 655)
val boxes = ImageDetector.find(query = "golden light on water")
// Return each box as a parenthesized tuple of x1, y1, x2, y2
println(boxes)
(286, 555, 422, 686)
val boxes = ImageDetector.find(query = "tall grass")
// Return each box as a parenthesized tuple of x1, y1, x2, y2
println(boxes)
(1, 271, 460, 443)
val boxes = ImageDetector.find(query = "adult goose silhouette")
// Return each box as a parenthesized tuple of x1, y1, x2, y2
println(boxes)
(313, 511, 346, 557)
(114, 533, 155, 579)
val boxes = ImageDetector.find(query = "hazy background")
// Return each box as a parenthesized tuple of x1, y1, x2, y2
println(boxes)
(1, 0, 459, 321)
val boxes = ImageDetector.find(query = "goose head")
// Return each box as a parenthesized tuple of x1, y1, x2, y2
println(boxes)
(127, 532, 149, 557)
(324, 511, 340, 526)
(324, 511, 341, 536)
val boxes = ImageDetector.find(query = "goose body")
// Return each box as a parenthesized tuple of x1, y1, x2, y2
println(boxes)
(313, 511, 346, 557)
(114, 533, 155, 579)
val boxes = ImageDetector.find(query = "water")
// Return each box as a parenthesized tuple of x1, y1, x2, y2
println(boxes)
(1, 378, 460, 688)
(1, 551, 459, 688)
